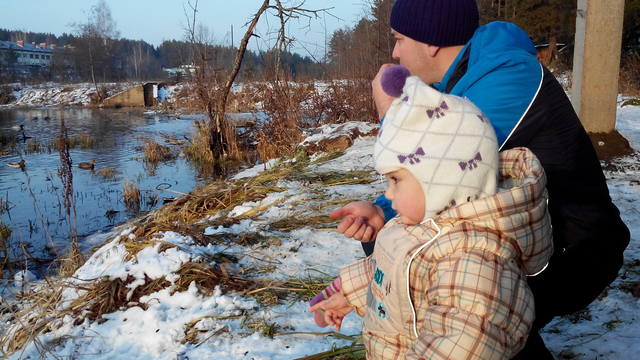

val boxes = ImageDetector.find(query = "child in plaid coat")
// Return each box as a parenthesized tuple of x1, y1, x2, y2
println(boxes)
(309, 68, 553, 359)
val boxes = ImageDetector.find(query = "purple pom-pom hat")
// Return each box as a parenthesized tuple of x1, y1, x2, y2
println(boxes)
(381, 64, 411, 97)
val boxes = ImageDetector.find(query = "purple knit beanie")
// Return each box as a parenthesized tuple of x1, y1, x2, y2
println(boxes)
(390, 0, 479, 47)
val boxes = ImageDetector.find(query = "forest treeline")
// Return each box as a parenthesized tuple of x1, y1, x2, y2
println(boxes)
(329, 0, 640, 79)
(0, 28, 323, 82)
(2, 0, 640, 83)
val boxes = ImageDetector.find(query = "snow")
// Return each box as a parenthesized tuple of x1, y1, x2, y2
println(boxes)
(0, 82, 177, 107)
(2, 83, 128, 107)
(232, 159, 279, 179)
(1, 103, 639, 359)
(299, 121, 378, 148)
(13, 270, 36, 288)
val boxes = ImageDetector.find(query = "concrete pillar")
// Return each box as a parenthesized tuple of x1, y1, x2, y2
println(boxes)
(571, 0, 625, 133)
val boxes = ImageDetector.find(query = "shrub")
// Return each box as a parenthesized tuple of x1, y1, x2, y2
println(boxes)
(0, 86, 16, 105)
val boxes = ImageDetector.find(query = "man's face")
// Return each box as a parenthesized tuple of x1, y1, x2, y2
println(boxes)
(391, 30, 438, 84)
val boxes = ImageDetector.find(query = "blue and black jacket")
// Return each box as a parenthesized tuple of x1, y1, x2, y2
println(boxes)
(369, 22, 630, 324)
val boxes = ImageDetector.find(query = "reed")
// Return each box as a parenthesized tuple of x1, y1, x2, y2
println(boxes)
(0, 221, 10, 276)
(56, 117, 84, 277)
(68, 134, 96, 149)
(48, 135, 97, 152)
(123, 180, 141, 211)
(95, 167, 119, 180)
(0, 85, 16, 104)
(253, 80, 308, 162)
(24, 139, 41, 154)
(0, 132, 16, 147)
(305, 79, 377, 125)
(143, 139, 174, 163)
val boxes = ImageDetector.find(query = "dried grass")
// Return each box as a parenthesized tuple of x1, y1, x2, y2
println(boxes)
(182, 322, 230, 345)
(68, 275, 172, 322)
(123, 181, 141, 211)
(0, 221, 10, 240)
(143, 177, 285, 231)
(57, 117, 85, 278)
(0, 133, 16, 148)
(95, 167, 119, 180)
(293, 341, 365, 360)
(292, 170, 376, 187)
(253, 81, 309, 161)
(227, 85, 260, 113)
(143, 139, 175, 163)
(311, 150, 345, 164)
(0, 197, 11, 214)
(48, 135, 97, 152)
(68, 135, 96, 149)
(305, 80, 376, 125)
(183, 121, 215, 165)
(205, 232, 275, 247)
(56, 245, 85, 278)
(0, 282, 65, 355)
(182, 120, 240, 175)
(24, 139, 41, 154)
(620, 53, 640, 96)
(0, 220, 10, 276)
(172, 261, 329, 304)
(122, 238, 178, 261)
(0, 86, 16, 104)
(269, 215, 338, 232)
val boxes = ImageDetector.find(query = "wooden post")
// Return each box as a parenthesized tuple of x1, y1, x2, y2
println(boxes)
(571, 0, 624, 133)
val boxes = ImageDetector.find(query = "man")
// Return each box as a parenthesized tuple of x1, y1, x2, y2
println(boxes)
(329, 0, 630, 358)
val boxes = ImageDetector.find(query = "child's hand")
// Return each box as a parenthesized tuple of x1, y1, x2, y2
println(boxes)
(308, 291, 354, 331)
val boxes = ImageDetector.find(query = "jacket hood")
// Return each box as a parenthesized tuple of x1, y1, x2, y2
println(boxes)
(466, 21, 536, 67)
(437, 147, 553, 275)
(437, 21, 537, 91)
(433, 22, 543, 146)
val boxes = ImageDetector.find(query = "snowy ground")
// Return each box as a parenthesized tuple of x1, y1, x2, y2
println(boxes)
(0, 82, 185, 107)
(1, 83, 125, 107)
(0, 106, 639, 359)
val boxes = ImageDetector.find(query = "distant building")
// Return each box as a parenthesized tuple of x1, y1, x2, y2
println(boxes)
(162, 64, 196, 80)
(0, 40, 55, 68)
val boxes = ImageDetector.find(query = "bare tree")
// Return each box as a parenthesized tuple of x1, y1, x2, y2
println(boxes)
(184, 0, 329, 169)
(73, 0, 120, 98)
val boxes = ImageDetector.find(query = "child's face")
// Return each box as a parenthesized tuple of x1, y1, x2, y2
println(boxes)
(384, 169, 425, 225)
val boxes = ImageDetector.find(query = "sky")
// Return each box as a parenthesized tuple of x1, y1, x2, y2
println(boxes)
(0, 0, 368, 59)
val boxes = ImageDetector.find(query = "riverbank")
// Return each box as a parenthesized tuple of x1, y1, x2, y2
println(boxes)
(1, 82, 125, 107)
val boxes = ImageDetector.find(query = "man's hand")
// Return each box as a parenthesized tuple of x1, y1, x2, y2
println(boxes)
(372, 63, 397, 119)
(308, 291, 354, 331)
(329, 201, 385, 242)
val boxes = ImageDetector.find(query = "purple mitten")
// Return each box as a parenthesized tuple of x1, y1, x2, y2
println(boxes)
(309, 277, 342, 327)
(381, 64, 411, 97)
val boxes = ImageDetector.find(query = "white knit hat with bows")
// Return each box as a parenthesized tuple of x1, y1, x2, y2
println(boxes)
(374, 76, 499, 222)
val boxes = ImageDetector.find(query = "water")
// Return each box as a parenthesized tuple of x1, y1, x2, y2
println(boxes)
(0, 107, 208, 266)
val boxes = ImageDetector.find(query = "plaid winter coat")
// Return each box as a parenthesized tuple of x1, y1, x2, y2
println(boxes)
(340, 148, 553, 359)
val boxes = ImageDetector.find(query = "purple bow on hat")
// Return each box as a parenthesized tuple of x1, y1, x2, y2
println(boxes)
(427, 101, 449, 119)
(459, 152, 483, 171)
(398, 147, 426, 165)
